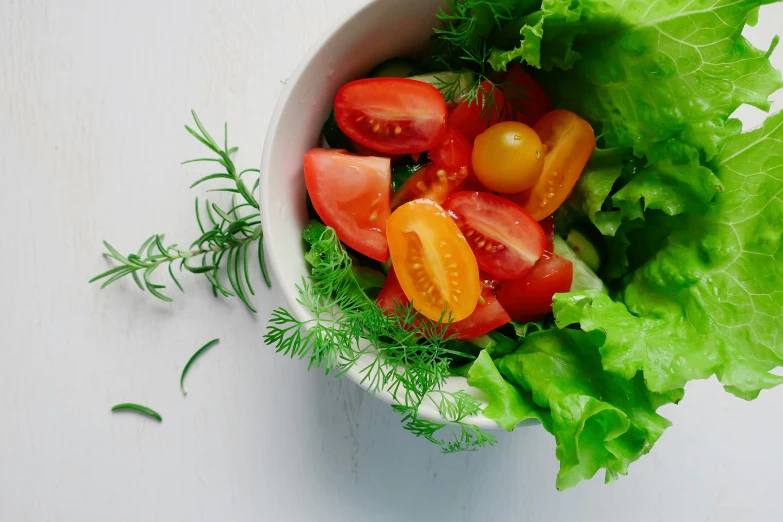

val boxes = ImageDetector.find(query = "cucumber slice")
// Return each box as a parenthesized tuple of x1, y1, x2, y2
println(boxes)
(467, 334, 497, 351)
(407, 70, 476, 104)
(321, 110, 351, 150)
(391, 161, 429, 192)
(370, 58, 417, 78)
(566, 230, 602, 272)
(553, 236, 608, 294)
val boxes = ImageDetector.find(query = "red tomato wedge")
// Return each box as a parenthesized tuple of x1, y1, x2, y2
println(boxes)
(391, 163, 469, 209)
(505, 110, 596, 221)
(444, 192, 545, 280)
(449, 80, 505, 141)
(377, 268, 510, 340)
(304, 148, 391, 262)
(428, 126, 472, 170)
(503, 65, 553, 126)
(446, 281, 511, 339)
(390, 126, 472, 209)
(335, 78, 448, 155)
(539, 216, 555, 259)
(495, 254, 573, 323)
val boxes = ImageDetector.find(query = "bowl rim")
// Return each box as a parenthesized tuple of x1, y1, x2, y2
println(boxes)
(259, 0, 506, 430)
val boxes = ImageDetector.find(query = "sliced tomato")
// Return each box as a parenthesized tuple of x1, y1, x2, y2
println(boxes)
(506, 110, 596, 221)
(386, 199, 479, 322)
(376, 267, 422, 330)
(444, 192, 545, 280)
(428, 126, 472, 170)
(335, 78, 448, 155)
(503, 65, 553, 126)
(495, 254, 573, 323)
(304, 148, 391, 262)
(449, 80, 505, 141)
(445, 281, 511, 339)
(378, 269, 510, 340)
(539, 216, 555, 259)
(390, 126, 472, 209)
(391, 163, 468, 209)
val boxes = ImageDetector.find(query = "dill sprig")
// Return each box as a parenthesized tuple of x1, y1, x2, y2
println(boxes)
(427, 0, 530, 127)
(264, 227, 496, 452)
(90, 111, 270, 312)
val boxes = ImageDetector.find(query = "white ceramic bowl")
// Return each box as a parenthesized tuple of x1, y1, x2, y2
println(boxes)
(260, 0, 532, 429)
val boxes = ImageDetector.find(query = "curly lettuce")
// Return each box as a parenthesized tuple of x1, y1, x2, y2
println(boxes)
(435, 0, 783, 488)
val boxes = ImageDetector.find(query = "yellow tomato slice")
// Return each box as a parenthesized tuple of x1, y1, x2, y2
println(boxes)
(386, 199, 480, 322)
(513, 110, 595, 221)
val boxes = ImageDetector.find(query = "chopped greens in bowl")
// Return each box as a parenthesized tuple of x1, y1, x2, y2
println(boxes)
(260, 0, 783, 489)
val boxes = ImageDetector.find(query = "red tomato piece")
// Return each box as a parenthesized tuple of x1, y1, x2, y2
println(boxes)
(449, 80, 505, 141)
(444, 192, 545, 280)
(304, 148, 391, 262)
(428, 126, 472, 170)
(503, 65, 553, 126)
(539, 216, 555, 259)
(495, 255, 573, 323)
(445, 281, 511, 340)
(376, 267, 422, 330)
(335, 78, 448, 155)
(377, 268, 510, 340)
(390, 126, 472, 209)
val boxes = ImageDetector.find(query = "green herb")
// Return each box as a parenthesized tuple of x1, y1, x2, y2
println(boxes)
(111, 403, 163, 422)
(90, 110, 270, 312)
(180, 338, 220, 395)
(264, 226, 496, 452)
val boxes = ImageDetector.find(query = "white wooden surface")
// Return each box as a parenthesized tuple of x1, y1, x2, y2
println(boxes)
(1, 1, 783, 521)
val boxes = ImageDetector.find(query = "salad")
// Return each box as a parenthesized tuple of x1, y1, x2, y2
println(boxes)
(265, 0, 783, 489)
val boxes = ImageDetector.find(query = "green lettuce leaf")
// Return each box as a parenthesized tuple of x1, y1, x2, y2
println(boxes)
(555, 110, 783, 399)
(467, 350, 551, 431)
(496, 329, 682, 489)
(541, 0, 782, 158)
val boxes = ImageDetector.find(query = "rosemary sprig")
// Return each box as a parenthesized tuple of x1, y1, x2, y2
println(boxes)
(111, 403, 163, 422)
(264, 226, 496, 452)
(180, 338, 220, 395)
(90, 111, 270, 312)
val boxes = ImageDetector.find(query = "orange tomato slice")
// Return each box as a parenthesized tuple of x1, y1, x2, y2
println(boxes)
(508, 110, 595, 221)
(386, 199, 480, 322)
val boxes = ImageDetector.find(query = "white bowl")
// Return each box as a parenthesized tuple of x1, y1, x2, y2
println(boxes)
(260, 0, 522, 429)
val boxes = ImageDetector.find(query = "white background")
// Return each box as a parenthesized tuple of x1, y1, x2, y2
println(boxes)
(2, 1, 783, 521)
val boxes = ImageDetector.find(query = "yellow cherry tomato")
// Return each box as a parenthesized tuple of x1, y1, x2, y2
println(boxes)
(471, 121, 545, 194)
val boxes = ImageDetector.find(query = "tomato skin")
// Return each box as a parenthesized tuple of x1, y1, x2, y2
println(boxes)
(335, 78, 448, 155)
(444, 191, 545, 280)
(390, 163, 469, 209)
(445, 281, 511, 339)
(511, 110, 596, 220)
(378, 268, 510, 340)
(472, 121, 545, 194)
(503, 65, 553, 126)
(449, 80, 505, 141)
(428, 126, 472, 170)
(304, 148, 391, 262)
(495, 254, 573, 323)
(390, 126, 472, 209)
(386, 199, 480, 322)
(539, 216, 555, 259)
